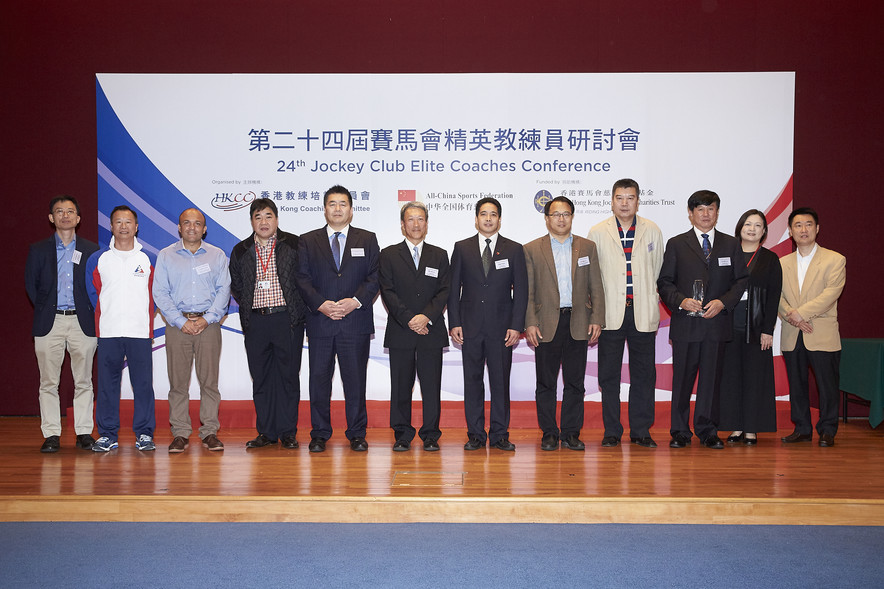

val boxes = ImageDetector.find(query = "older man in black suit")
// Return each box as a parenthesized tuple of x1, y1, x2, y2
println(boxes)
(657, 190, 748, 449)
(379, 201, 450, 452)
(448, 197, 528, 451)
(25, 195, 100, 453)
(296, 185, 380, 453)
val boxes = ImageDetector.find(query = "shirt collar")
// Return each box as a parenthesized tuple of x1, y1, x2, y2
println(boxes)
(176, 238, 205, 254)
(327, 225, 350, 238)
(54, 233, 76, 250)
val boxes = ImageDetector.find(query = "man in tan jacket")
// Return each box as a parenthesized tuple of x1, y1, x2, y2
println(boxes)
(779, 207, 846, 447)
(525, 196, 605, 451)
(588, 179, 664, 449)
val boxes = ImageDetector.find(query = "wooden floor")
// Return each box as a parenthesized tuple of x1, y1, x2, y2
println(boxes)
(2, 417, 883, 525)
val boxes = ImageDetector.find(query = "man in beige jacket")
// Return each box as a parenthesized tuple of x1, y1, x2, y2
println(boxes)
(525, 196, 605, 451)
(779, 207, 846, 447)
(588, 179, 664, 449)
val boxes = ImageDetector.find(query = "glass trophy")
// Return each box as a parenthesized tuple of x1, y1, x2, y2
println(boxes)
(687, 279, 705, 317)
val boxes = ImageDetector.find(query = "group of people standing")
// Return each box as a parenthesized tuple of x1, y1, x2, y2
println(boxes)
(25, 179, 846, 455)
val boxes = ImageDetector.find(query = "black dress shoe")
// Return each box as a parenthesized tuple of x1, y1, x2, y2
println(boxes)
(246, 434, 277, 448)
(743, 435, 758, 446)
(669, 434, 692, 448)
(726, 433, 745, 444)
(393, 439, 410, 452)
(281, 435, 299, 449)
(630, 436, 657, 448)
(308, 437, 327, 453)
(818, 433, 836, 447)
(350, 437, 369, 452)
(600, 436, 619, 448)
(492, 439, 516, 451)
(75, 434, 96, 450)
(703, 435, 724, 449)
(464, 436, 485, 451)
(560, 434, 585, 450)
(540, 433, 559, 451)
(781, 431, 812, 443)
(40, 436, 60, 453)
(423, 439, 440, 452)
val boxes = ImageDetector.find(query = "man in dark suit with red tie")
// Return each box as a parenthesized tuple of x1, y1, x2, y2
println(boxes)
(448, 197, 528, 451)
(657, 190, 748, 449)
(379, 201, 450, 452)
(296, 185, 380, 453)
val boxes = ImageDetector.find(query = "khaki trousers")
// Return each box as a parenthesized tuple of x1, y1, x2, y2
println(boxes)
(165, 321, 222, 438)
(34, 314, 97, 437)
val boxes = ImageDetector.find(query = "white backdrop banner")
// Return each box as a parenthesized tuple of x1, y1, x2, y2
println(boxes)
(96, 72, 795, 402)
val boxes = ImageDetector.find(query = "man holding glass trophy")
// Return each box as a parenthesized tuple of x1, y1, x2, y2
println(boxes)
(657, 190, 748, 449)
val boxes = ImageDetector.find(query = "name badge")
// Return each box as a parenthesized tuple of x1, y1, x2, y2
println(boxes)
(257, 280, 271, 290)
(718, 257, 731, 266)
(72, 251, 82, 264)
(425, 267, 439, 278)
(647, 243, 655, 253)
(577, 256, 590, 267)
(351, 248, 365, 257)
(195, 263, 211, 275)
(495, 259, 509, 270)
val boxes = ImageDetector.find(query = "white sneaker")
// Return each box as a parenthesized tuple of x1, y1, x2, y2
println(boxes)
(135, 434, 156, 451)
(92, 436, 118, 452)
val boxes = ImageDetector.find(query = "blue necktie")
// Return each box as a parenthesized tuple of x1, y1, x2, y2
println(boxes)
(413, 245, 419, 269)
(701, 233, 711, 263)
(332, 232, 342, 270)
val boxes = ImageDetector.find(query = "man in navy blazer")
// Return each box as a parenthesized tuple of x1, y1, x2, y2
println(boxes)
(448, 197, 528, 451)
(657, 190, 748, 449)
(379, 201, 450, 452)
(296, 185, 380, 453)
(25, 196, 99, 453)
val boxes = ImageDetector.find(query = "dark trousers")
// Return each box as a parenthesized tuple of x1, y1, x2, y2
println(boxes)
(534, 309, 589, 439)
(389, 347, 442, 443)
(783, 332, 841, 437)
(670, 338, 725, 441)
(462, 333, 513, 445)
(308, 332, 370, 441)
(598, 305, 656, 439)
(96, 337, 156, 440)
(243, 312, 304, 441)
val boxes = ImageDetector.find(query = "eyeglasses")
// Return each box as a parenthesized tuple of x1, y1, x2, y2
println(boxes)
(547, 212, 572, 220)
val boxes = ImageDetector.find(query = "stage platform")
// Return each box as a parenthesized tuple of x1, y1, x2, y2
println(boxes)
(2, 417, 883, 526)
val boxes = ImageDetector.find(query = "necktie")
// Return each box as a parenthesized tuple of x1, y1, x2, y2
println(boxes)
(413, 244, 420, 269)
(701, 233, 711, 262)
(482, 238, 492, 277)
(332, 232, 342, 270)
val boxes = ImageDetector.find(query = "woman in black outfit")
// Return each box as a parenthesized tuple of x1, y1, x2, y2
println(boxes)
(720, 209, 782, 445)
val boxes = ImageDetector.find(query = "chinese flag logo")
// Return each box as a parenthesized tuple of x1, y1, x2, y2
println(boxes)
(398, 189, 416, 201)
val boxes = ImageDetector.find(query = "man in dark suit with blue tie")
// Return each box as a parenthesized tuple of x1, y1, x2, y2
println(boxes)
(448, 197, 528, 451)
(25, 196, 100, 452)
(657, 190, 748, 449)
(296, 185, 380, 453)
(379, 201, 450, 452)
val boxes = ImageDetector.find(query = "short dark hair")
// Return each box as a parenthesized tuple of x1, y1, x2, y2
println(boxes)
(612, 178, 639, 195)
(475, 197, 501, 217)
(788, 206, 819, 226)
(249, 198, 278, 217)
(49, 195, 80, 216)
(544, 195, 574, 216)
(400, 201, 428, 222)
(687, 190, 720, 211)
(735, 209, 768, 245)
(324, 185, 353, 206)
(110, 205, 137, 223)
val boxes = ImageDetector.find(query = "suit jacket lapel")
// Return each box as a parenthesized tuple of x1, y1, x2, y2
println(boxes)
(687, 229, 707, 264)
(540, 236, 557, 282)
(399, 241, 419, 274)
